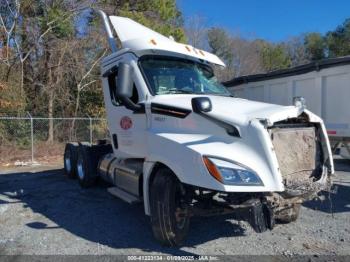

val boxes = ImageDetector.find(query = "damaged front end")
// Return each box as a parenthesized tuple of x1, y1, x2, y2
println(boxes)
(186, 113, 333, 233)
(269, 114, 332, 197)
(265, 113, 333, 224)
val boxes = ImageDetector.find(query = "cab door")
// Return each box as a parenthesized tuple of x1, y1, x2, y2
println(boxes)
(101, 57, 148, 158)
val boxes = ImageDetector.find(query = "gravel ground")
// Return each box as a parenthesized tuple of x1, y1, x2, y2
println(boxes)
(0, 159, 349, 256)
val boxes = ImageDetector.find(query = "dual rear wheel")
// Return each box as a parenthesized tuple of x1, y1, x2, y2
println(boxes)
(63, 142, 79, 179)
(63, 142, 111, 187)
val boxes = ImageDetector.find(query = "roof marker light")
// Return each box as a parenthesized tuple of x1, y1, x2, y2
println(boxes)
(185, 46, 191, 52)
(150, 39, 157, 45)
(199, 50, 205, 56)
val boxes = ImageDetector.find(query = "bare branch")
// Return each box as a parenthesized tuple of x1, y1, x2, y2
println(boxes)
(14, 7, 82, 63)
(77, 49, 107, 91)
(80, 80, 97, 90)
(0, 0, 20, 65)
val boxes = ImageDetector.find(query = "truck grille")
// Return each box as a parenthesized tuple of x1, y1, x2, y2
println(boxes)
(270, 125, 322, 190)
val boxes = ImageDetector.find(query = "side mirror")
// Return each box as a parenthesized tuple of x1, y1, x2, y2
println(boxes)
(191, 97, 212, 113)
(115, 63, 142, 112)
(116, 63, 133, 98)
(191, 96, 240, 137)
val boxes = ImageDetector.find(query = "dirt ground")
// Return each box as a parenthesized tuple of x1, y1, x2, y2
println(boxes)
(0, 158, 349, 257)
(0, 142, 64, 168)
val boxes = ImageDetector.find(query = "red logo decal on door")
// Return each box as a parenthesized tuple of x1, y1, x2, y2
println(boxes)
(120, 116, 132, 130)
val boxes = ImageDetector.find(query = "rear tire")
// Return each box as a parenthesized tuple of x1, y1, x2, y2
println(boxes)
(64, 142, 79, 179)
(76, 143, 98, 188)
(150, 168, 190, 246)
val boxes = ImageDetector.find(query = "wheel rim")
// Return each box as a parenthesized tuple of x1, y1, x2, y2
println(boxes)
(77, 157, 84, 180)
(64, 151, 71, 173)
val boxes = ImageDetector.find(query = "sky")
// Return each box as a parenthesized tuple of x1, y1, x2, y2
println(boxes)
(177, 0, 350, 42)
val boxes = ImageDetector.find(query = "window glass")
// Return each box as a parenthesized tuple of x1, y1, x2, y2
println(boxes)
(140, 57, 231, 96)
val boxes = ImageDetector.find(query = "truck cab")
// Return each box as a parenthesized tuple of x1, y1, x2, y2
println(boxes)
(63, 12, 334, 246)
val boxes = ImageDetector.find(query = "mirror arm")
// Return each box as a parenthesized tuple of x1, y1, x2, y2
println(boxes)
(196, 112, 240, 137)
(118, 95, 143, 112)
(191, 97, 240, 137)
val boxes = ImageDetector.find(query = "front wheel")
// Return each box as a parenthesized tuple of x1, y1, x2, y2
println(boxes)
(150, 168, 190, 246)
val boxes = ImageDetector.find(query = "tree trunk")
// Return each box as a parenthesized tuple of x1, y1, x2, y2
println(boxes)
(74, 89, 81, 118)
(47, 90, 54, 143)
(44, 39, 54, 143)
(70, 89, 80, 140)
(20, 62, 24, 97)
(5, 62, 15, 82)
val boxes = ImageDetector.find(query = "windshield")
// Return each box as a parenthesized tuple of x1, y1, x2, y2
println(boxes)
(140, 57, 232, 96)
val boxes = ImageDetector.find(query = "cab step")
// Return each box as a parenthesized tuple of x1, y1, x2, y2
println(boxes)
(107, 187, 141, 204)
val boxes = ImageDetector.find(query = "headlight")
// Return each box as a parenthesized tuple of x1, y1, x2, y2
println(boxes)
(203, 156, 263, 186)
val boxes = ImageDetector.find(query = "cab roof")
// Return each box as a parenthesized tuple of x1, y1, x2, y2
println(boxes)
(109, 16, 225, 67)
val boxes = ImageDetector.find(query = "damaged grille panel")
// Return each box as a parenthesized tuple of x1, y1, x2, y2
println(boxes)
(270, 126, 322, 193)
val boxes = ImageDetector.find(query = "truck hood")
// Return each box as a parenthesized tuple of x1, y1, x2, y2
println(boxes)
(150, 94, 305, 126)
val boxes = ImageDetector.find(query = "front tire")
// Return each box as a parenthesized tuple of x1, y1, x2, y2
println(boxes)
(150, 168, 190, 246)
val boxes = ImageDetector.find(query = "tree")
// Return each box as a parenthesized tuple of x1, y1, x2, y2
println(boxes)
(0, 0, 19, 70)
(207, 27, 265, 80)
(37, 2, 76, 142)
(207, 27, 235, 80)
(260, 42, 291, 72)
(0, 0, 26, 115)
(0, 81, 24, 115)
(304, 32, 325, 60)
(185, 14, 207, 49)
(98, 0, 186, 42)
(326, 18, 350, 58)
(284, 36, 309, 67)
(230, 37, 264, 77)
(207, 27, 233, 63)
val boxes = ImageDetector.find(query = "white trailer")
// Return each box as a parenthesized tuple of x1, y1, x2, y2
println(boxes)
(63, 10, 334, 246)
(224, 58, 350, 159)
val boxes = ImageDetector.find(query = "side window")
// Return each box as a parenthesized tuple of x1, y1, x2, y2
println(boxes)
(108, 73, 122, 106)
(107, 72, 140, 106)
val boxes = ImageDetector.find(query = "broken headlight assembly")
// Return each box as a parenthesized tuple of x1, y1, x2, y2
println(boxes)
(203, 156, 263, 186)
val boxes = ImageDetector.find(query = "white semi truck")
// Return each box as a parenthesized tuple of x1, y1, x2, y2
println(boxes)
(63, 11, 334, 246)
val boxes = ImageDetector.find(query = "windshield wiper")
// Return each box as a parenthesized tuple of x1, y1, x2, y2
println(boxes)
(191, 92, 234, 97)
(160, 89, 234, 97)
(206, 93, 234, 97)
(163, 89, 194, 94)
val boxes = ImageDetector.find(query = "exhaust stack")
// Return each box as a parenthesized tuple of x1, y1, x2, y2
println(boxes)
(96, 10, 118, 53)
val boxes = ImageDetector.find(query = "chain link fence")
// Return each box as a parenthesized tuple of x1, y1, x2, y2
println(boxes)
(0, 115, 108, 166)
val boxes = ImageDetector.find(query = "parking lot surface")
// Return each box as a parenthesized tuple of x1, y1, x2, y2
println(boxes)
(0, 159, 349, 256)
